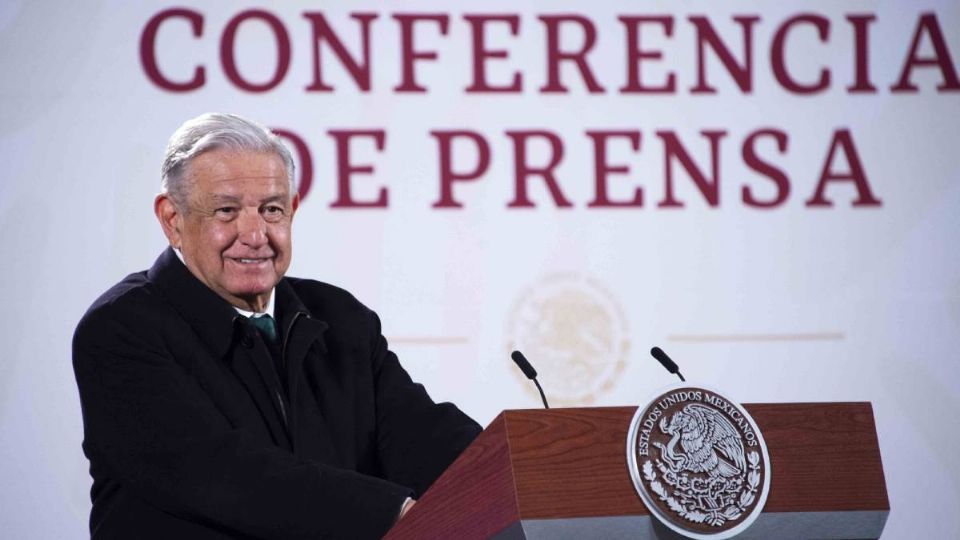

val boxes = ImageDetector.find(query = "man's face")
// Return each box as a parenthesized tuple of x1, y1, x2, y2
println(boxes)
(156, 149, 298, 311)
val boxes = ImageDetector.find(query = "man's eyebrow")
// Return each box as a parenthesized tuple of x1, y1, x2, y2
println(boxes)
(209, 194, 242, 204)
(207, 194, 289, 205)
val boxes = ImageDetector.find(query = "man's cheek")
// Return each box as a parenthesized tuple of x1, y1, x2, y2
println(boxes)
(208, 227, 235, 248)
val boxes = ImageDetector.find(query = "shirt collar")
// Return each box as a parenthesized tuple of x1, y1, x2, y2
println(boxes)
(173, 247, 276, 318)
(234, 293, 275, 319)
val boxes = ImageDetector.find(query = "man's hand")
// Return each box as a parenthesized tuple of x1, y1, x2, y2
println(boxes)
(398, 498, 416, 521)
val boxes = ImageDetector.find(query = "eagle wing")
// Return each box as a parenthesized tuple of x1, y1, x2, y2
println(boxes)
(687, 404, 746, 473)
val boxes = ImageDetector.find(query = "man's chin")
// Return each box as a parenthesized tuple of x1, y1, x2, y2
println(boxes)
(232, 284, 275, 297)
(225, 279, 277, 300)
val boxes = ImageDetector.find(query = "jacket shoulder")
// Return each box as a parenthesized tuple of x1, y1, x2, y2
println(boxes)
(74, 271, 170, 345)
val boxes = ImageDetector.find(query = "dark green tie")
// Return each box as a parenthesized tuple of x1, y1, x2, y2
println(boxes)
(249, 314, 278, 343)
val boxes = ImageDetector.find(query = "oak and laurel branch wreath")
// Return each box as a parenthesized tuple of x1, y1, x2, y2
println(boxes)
(642, 451, 762, 527)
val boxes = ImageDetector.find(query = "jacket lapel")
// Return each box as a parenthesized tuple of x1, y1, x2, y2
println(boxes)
(148, 248, 238, 360)
(275, 282, 321, 411)
(275, 281, 339, 460)
(229, 334, 292, 449)
(148, 249, 347, 458)
(148, 248, 292, 448)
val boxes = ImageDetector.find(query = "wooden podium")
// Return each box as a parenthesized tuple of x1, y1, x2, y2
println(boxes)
(386, 403, 888, 539)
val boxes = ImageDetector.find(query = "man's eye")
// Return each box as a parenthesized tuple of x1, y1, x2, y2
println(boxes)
(215, 207, 237, 216)
(264, 206, 284, 216)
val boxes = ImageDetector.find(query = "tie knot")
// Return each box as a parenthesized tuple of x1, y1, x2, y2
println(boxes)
(249, 314, 277, 343)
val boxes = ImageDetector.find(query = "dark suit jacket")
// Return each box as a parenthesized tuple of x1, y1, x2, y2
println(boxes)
(73, 248, 481, 539)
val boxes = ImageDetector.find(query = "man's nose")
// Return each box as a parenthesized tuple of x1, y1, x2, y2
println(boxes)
(237, 209, 268, 246)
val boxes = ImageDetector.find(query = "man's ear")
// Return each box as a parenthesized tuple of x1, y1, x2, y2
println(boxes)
(155, 194, 183, 248)
(291, 193, 300, 216)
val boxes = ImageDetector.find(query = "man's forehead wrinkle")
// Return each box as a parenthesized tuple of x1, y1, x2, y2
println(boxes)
(207, 173, 287, 183)
(205, 193, 289, 205)
(207, 194, 242, 203)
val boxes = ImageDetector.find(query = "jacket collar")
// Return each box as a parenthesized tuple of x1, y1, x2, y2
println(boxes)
(275, 278, 329, 355)
(148, 247, 253, 359)
(274, 279, 307, 335)
(148, 247, 329, 359)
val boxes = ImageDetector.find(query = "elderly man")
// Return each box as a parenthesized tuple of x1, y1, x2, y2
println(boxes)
(73, 113, 481, 539)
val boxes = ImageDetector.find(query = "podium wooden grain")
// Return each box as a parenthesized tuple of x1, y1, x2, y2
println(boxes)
(386, 403, 889, 540)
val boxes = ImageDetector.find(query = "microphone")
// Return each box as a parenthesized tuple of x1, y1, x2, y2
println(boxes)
(650, 346, 686, 382)
(511, 350, 550, 409)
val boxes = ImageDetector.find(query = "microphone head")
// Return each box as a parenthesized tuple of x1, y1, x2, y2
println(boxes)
(511, 350, 538, 379)
(650, 346, 679, 374)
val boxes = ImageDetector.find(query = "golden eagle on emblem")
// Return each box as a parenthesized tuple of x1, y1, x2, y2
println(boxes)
(653, 404, 746, 478)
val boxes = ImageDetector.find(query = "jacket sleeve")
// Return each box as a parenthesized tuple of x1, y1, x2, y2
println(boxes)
(365, 309, 483, 497)
(73, 307, 411, 540)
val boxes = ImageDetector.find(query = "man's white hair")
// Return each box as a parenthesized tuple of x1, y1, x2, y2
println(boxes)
(161, 112, 295, 208)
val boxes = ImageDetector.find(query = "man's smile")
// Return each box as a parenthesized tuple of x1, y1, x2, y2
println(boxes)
(227, 256, 274, 267)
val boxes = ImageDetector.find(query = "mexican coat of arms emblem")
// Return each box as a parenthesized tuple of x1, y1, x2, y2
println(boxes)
(627, 387, 771, 539)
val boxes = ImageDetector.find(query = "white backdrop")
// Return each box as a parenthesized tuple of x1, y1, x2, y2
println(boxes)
(1, 1, 958, 538)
